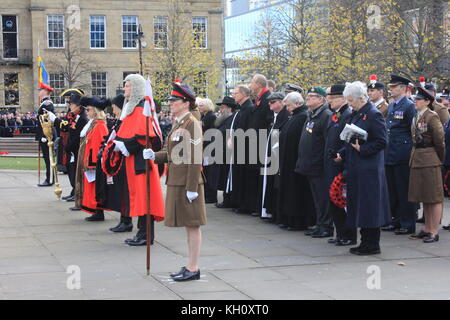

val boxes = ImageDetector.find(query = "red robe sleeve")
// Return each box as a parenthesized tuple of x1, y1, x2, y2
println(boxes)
(84, 120, 109, 169)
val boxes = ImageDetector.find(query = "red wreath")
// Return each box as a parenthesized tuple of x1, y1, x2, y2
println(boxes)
(101, 141, 123, 177)
(331, 114, 339, 123)
(329, 173, 347, 208)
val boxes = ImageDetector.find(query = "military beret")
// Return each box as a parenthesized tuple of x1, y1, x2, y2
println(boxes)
(368, 82, 385, 90)
(308, 86, 327, 97)
(424, 83, 436, 92)
(267, 92, 285, 101)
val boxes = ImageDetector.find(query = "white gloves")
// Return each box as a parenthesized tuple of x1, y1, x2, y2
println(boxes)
(143, 148, 155, 160)
(186, 191, 199, 203)
(47, 111, 56, 122)
(41, 137, 47, 143)
(113, 140, 130, 157)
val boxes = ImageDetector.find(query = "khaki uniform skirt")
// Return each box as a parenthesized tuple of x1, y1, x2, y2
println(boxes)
(164, 184, 207, 227)
(408, 166, 444, 204)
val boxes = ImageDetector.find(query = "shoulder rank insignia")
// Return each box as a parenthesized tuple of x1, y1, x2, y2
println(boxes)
(190, 138, 201, 146)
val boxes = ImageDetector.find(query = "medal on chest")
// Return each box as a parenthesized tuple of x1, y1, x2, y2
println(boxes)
(393, 111, 404, 120)
(306, 121, 315, 133)
(171, 129, 183, 142)
(418, 121, 427, 133)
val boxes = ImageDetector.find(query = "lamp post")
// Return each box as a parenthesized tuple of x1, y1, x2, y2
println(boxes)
(136, 24, 145, 76)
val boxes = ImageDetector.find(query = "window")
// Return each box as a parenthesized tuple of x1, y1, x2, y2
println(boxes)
(122, 16, 138, 48)
(91, 72, 107, 99)
(154, 16, 168, 49)
(193, 72, 207, 97)
(49, 73, 65, 105)
(90, 15, 106, 49)
(4, 73, 19, 105)
(2, 15, 18, 58)
(192, 17, 207, 49)
(48, 15, 64, 48)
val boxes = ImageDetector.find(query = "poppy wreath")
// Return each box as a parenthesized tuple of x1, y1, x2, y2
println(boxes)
(101, 140, 123, 177)
(329, 172, 347, 208)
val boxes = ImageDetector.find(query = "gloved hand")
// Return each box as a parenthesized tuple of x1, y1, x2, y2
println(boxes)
(41, 137, 47, 143)
(186, 191, 199, 203)
(143, 148, 155, 160)
(113, 140, 130, 157)
(47, 111, 56, 122)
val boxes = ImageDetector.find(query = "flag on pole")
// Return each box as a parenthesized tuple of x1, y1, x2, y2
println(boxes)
(37, 56, 54, 91)
(144, 77, 163, 144)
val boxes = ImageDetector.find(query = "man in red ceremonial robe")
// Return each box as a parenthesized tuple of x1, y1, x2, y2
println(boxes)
(75, 96, 109, 221)
(112, 74, 164, 246)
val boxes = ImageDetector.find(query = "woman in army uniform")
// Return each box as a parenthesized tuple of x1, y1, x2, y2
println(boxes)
(408, 87, 445, 243)
(143, 81, 206, 282)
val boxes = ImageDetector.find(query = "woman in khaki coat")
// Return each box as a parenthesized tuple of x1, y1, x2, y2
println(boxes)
(409, 87, 445, 243)
(143, 81, 206, 282)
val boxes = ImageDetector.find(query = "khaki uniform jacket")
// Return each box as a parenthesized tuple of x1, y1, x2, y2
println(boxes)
(377, 100, 388, 118)
(409, 108, 445, 168)
(155, 112, 206, 227)
(432, 101, 449, 126)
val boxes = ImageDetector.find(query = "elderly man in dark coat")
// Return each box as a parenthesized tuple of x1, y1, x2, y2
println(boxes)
(324, 84, 356, 246)
(336, 81, 390, 255)
(276, 92, 315, 230)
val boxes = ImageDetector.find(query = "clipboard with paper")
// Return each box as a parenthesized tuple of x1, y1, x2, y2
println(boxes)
(340, 123, 368, 144)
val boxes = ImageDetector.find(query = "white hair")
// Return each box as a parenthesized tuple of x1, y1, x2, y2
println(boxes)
(283, 92, 304, 106)
(343, 81, 369, 102)
(197, 97, 215, 112)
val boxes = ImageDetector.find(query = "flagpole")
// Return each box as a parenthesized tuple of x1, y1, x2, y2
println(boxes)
(37, 41, 41, 183)
(145, 108, 151, 276)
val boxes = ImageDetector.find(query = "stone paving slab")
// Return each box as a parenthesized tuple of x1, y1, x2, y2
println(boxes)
(1, 169, 450, 300)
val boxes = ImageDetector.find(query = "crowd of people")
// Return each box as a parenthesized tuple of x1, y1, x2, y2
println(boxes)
(29, 71, 450, 281)
(196, 74, 450, 255)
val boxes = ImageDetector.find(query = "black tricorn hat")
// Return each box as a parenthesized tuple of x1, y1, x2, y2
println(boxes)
(60, 88, 85, 97)
(216, 96, 237, 108)
(168, 80, 196, 102)
(80, 96, 111, 110)
(389, 74, 412, 86)
(415, 87, 435, 102)
(328, 84, 346, 95)
(68, 94, 82, 106)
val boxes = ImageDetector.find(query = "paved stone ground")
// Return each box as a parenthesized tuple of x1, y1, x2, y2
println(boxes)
(1, 169, 450, 300)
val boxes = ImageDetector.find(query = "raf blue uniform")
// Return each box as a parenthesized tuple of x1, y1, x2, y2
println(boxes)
(385, 95, 417, 232)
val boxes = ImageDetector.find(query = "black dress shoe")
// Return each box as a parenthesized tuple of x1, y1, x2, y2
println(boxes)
(172, 268, 201, 282)
(69, 206, 81, 211)
(170, 267, 186, 278)
(37, 181, 53, 187)
(85, 213, 104, 222)
(65, 196, 75, 202)
(409, 230, 431, 239)
(304, 228, 318, 236)
(126, 234, 154, 246)
(336, 239, 357, 246)
(251, 212, 260, 217)
(215, 202, 231, 209)
(394, 228, 414, 235)
(311, 230, 334, 238)
(286, 226, 302, 231)
(328, 238, 339, 244)
(423, 234, 439, 243)
(278, 224, 288, 229)
(416, 217, 425, 223)
(62, 194, 73, 200)
(443, 224, 450, 231)
(349, 245, 380, 255)
(381, 224, 398, 232)
(110, 222, 133, 233)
